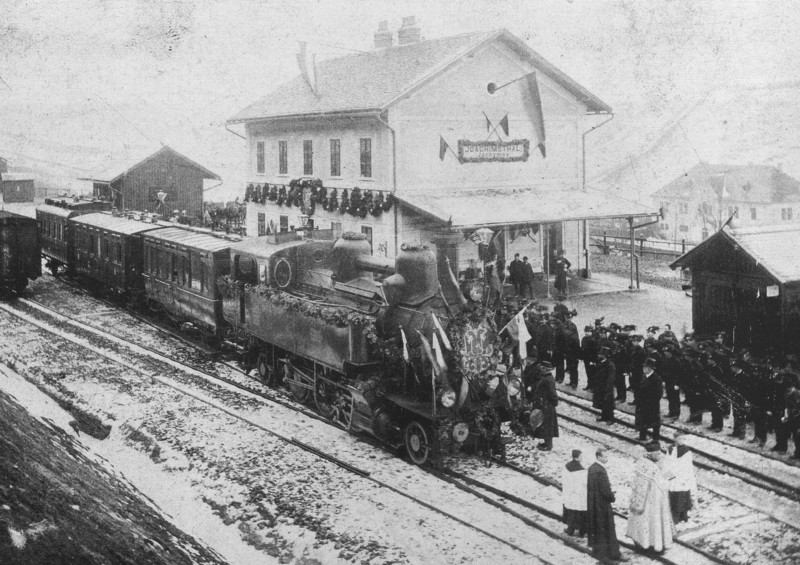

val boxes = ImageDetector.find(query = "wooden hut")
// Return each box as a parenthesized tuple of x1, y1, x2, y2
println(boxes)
(90, 146, 220, 221)
(671, 224, 800, 355)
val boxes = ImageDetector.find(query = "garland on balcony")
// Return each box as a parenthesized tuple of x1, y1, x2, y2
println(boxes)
(244, 178, 394, 218)
(217, 275, 401, 361)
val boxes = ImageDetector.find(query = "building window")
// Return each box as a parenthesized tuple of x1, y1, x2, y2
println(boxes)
(258, 212, 266, 236)
(750, 207, 758, 220)
(679, 225, 689, 233)
(303, 140, 313, 175)
(782, 207, 793, 220)
(361, 225, 373, 254)
(256, 141, 265, 174)
(331, 221, 342, 237)
(360, 138, 372, 178)
(330, 139, 341, 177)
(278, 140, 288, 175)
(659, 222, 669, 231)
(678, 202, 688, 214)
(279, 215, 289, 233)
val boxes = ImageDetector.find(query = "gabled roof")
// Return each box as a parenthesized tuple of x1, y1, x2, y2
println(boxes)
(671, 223, 800, 284)
(229, 29, 610, 123)
(397, 187, 655, 229)
(652, 162, 800, 204)
(89, 146, 221, 184)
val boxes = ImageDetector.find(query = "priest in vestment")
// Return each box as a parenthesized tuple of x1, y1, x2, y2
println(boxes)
(561, 449, 587, 537)
(626, 442, 676, 553)
(587, 447, 627, 561)
(666, 433, 696, 523)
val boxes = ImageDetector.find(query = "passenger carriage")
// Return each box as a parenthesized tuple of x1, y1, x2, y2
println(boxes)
(0, 211, 41, 292)
(142, 227, 232, 335)
(36, 199, 111, 275)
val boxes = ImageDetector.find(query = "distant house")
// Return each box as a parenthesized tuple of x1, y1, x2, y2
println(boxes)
(89, 146, 220, 220)
(653, 163, 800, 243)
(1, 173, 35, 203)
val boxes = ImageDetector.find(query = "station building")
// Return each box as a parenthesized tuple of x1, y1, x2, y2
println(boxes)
(228, 20, 656, 291)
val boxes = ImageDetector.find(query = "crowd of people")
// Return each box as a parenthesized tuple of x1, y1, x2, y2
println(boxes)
(498, 300, 800, 459)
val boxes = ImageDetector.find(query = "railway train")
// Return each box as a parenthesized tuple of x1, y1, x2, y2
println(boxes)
(33, 198, 532, 466)
(0, 210, 41, 292)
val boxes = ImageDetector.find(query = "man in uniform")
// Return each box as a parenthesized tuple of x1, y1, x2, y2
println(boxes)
(702, 353, 728, 432)
(628, 335, 647, 405)
(680, 334, 705, 424)
(532, 361, 559, 451)
(636, 358, 664, 442)
(581, 325, 598, 392)
(661, 345, 682, 419)
(595, 346, 617, 423)
(550, 317, 567, 384)
(748, 353, 771, 447)
(564, 313, 581, 388)
(728, 358, 751, 439)
(509, 253, 523, 297)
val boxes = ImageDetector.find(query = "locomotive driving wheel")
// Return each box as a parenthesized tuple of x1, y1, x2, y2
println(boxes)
(405, 420, 432, 466)
(256, 352, 279, 387)
(315, 379, 353, 430)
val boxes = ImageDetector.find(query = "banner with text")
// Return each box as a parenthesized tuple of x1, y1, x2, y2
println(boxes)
(457, 139, 530, 163)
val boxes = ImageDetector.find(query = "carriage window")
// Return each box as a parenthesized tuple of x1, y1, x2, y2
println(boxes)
(58, 223, 63, 241)
(88, 234, 95, 254)
(191, 255, 202, 291)
(115, 242, 122, 263)
(171, 253, 178, 282)
(103, 237, 109, 259)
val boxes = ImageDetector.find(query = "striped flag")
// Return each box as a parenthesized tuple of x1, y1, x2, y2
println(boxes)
(431, 314, 452, 350)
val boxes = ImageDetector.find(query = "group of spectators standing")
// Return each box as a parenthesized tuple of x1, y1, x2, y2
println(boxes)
(561, 438, 697, 562)
(499, 299, 800, 459)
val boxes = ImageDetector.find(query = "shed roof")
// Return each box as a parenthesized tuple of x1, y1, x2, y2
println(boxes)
(671, 223, 800, 284)
(144, 227, 233, 252)
(229, 29, 611, 123)
(72, 213, 164, 235)
(1, 173, 35, 182)
(88, 145, 221, 184)
(36, 204, 80, 219)
(397, 187, 656, 229)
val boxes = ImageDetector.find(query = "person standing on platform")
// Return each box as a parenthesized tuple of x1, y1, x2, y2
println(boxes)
(509, 253, 523, 297)
(587, 447, 627, 562)
(553, 249, 571, 299)
(680, 335, 705, 424)
(550, 317, 566, 384)
(521, 256, 536, 299)
(565, 315, 581, 388)
(626, 442, 675, 554)
(661, 346, 682, 419)
(729, 359, 751, 439)
(628, 335, 646, 405)
(666, 433, 696, 524)
(532, 361, 559, 451)
(703, 353, 728, 433)
(595, 347, 617, 423)
(636, 358, 664, 442)
(562, 449, 588, 537)
(581, 325, 598, 392)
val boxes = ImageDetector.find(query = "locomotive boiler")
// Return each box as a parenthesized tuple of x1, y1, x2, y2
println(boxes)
(222, 231, 526, 465)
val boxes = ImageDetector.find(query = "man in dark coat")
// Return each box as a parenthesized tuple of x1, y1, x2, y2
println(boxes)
(532, 361, 559, 450)
(564, 316, 582, 388)
(553, 249, 571, 298)
(581, 325, 598, 392)
(702, 353, 728, 432)
(550, 317, 566, 383)
(636, 358, 664, 442)
(521, 256, 536, 299)
(628, 335, 647, 405)
(660, 346, 683, 419)
(509, 253, 523, 296)
(587, 447, 627, 562)
(595, 347, 617, 423)
(729, 358, 751, 439)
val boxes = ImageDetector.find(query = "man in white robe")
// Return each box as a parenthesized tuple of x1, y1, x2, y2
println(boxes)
(561, 449, 588, 536)
(666, 433, 696, 523)
(626, 442, 675, 553)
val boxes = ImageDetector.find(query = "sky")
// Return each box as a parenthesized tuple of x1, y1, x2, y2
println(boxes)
(2, 0, 800, 199)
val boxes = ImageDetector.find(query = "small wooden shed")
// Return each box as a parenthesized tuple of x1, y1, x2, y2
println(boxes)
(671, 224, 800, 355)
(1, 174, 35, 203)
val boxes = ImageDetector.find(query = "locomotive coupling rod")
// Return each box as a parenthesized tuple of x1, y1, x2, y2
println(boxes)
(290, 438, 372, 478)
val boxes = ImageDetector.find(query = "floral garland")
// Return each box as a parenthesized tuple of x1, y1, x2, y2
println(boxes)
(244, 179, 394, 218)
(217, 276, 402, 362)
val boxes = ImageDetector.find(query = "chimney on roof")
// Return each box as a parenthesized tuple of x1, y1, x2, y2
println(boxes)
(398, 16, 421, 45)
(374, 20, 393, 49)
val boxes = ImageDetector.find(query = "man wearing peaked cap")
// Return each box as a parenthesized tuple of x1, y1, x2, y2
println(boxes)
(594, 346, 617, 423)
(532, 361, 559, 450)
(582, 325, 598, 392)
(635, 357, 663, 443)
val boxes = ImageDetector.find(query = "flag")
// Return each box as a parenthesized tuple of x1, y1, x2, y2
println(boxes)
(432, 331, 447, 373)
(417, 331, 438, 376)
(503, 307, 532, 359)
(431, 314, 452, 350)
(521, 72, 546, 157)
(490, 229, 504, 259)
(400, 327, 410, 362)
(439, 136, 450, 161)
(457, 374, 470, 409)
(499, 114, 509, 136)
(484, 112, 492, 132)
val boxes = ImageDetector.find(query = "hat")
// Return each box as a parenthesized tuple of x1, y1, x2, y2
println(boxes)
(645, 442, 662, 453)
(539, 361, 555, 373)
(631, 334, 644, 342)
(609, 323, 621, 331)
(594, 318, 604, 326)
(598, 346, 611, 356)
(647, 326, 660, 333)
(572, 449, 582, 458)
(644, 357, 657, 369)
(683, 332, 696, 340)
(584, 325, 594, 332)
(622, 324, 637, 332)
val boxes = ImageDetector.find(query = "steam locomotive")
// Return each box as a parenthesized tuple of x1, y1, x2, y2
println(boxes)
(35, 200, 529, 466)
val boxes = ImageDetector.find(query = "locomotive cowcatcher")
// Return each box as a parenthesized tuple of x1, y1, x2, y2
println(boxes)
(221, 230, 528, 466)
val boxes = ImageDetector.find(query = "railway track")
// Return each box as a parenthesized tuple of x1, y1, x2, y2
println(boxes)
(1, 293, 724, 564)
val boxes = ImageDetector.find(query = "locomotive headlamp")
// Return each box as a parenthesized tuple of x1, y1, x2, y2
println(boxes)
(452, 422, 469, 443)
(468, 282, 485, 302)
(507, 377, 521, 397)
(441, 389, 457, 408)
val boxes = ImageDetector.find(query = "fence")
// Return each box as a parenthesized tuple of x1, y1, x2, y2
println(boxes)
(590, 232, 697, 260)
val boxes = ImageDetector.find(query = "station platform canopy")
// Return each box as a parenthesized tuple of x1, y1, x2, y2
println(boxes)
(396, 187, 657, 229)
